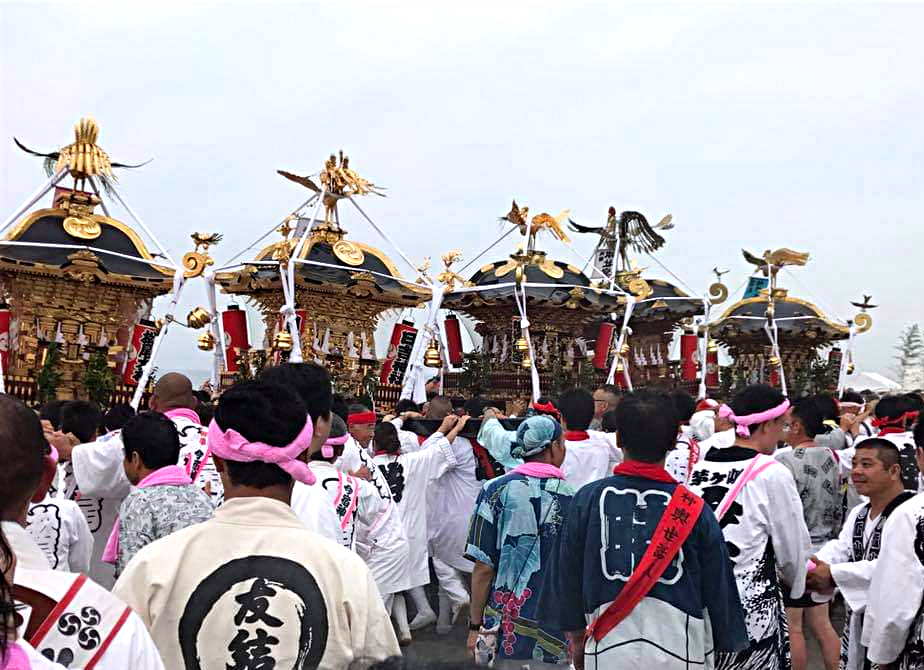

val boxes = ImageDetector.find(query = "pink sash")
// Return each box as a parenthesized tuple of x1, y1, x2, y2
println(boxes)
(716, 454, 776, 521)
(334, 471, 360, 531)
(0, 643, 30, 670)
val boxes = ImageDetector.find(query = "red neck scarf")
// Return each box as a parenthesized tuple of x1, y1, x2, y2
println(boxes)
(564, 430, 590, 442)
(613, 460, 677, 483)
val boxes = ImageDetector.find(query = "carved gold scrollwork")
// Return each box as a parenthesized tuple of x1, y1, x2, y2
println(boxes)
(854, 312, 873, 333)
(183, 251, 213, 278)
(708, 282, 729, 305)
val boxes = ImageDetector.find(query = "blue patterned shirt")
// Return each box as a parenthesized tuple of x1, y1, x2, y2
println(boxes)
(465, 472, 575, 664)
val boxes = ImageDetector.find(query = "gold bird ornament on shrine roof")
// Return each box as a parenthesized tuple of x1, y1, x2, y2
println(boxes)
(742, 248, 810, 276)
(14, 116, 151, 192)
(501, 200, 571, 243)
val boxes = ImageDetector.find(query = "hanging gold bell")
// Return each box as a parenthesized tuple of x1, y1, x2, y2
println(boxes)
(615, 360, 625, 373)
(707, 339, 718, 353)
(424, 340, 442, 367)
(847, 362, 855, 375)
(515, 336, 529, 353)
(619, 341, 630, 356)
(197, 332, 216, 351)
(521, 355, 532, 370)
(187, 306, 211, 329)
(769, 354, 781, 367)
(274, 330, 293, 352)
(154, 318, 166, 334)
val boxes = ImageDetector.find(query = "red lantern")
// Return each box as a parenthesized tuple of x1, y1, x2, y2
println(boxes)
(705, 348, 719, 387)
(770, 366, 780, 388)
(680, 333, 698, 382)
(0, 302, 10, 374)
(444, 315, 464, 366)
(380, 320, 417, 385)
(123, 320, 157, 385)
(593, 322, 616, 370)
(222, 305, 250, 372)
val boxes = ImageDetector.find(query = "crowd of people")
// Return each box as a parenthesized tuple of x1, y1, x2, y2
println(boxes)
(2, 362, 924, 670)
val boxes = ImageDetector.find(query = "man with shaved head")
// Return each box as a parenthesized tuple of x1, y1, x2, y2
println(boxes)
(0, 395, 165, 668)
(59, 372, 219, 586)
(423, 395, 480, 634)
(148, 372, 196, 412)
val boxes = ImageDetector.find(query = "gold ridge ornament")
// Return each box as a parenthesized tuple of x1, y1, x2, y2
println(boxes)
(183, 232, 221, 279)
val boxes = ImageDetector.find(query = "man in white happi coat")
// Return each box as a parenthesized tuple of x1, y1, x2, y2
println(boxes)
(806, 438, 913, 670)
(1, 395, 165, 670)
(302, 414, 412, 618)
(664, 390, 701, 484)
(27, 483, 93, 574)
(860, 419, 924, 670)
(258, 363, 346, 544)
(371, 414, 469, 644)
(113, 381, 400, 669)
(688, 385, 811, 670)
(51, 374, 220, 587)
(403, 396, 479, 634)
(557, 388, 622, 490)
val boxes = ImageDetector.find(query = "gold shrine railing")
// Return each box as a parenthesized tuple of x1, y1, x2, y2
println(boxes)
(2, 376, 151, 408)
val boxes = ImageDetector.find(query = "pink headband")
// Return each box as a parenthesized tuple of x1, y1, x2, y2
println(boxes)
(321, 433, 349, 459)
(207, 418, 317, 485)
(718, 400, 790, 437)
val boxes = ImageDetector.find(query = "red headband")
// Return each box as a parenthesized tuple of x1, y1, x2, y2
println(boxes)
(872, 411, 919, 429)
(348, 411, 377, 427)
(532, 401, 560, 419)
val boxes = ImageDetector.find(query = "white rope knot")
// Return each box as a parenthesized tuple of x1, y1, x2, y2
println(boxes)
(520, 318, 530, 329)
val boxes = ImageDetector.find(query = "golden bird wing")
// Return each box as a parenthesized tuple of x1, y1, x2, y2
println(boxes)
(767, 248, 810, 268)
(277, 170, 321, 193)
(742, 249, 768, 268)
(655, 214, 674, 230)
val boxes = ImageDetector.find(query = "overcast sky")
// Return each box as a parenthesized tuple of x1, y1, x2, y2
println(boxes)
(2, 2, 922, 384)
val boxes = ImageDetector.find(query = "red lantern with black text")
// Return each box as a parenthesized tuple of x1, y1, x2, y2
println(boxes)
(222, 304, 250, 372)
(123, 320, 157, 385)
(593, 322, 616, 370)
(444, 315, 464, 366)
(380, 320, 418, 385)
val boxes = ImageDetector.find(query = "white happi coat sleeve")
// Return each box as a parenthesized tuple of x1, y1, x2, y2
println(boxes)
(119, 611, 167, 670)
(817, 505, 873, 612)
(343, 568, 402, 660)
(70, 433, 131, 499)
(418, 435, 459, 481)
(862, 505, 924, 664)
(765, 464, 812, 599)
(66, 504, 93, 574)
(589, 429, 622, 467)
